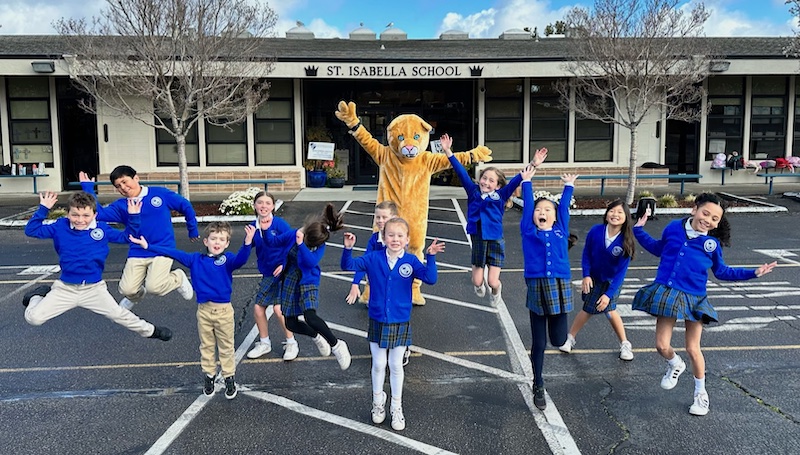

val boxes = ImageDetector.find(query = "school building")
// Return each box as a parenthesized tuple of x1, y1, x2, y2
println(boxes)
(0, 27, 797, 193)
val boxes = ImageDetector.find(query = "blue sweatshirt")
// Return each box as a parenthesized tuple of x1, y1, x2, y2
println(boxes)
(265, 229, 325, 286)
(520, 181, 574, 279)
(82, 182, 199, 258)
(634, 218, 757, 296)
(25, 205, 138, 284)
(148, 243, 252, 304)
(581, 223, 632, 298)
(251, 216, 292, 276)
(449, 155, 522, 240)
(341, 249, 437, 323)
(352, 231, 385, 285)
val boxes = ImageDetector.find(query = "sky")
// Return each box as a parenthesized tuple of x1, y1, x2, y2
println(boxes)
(0, 0, 797, 38)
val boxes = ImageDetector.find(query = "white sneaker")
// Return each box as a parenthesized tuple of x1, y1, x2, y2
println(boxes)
(391, 406, 406, 431)
(282, 339, 299, 361)
(175, 269, 193, 300)
(402, 347, 411, 366)
(489, 282, 503, 305)
(313, 334, 331, 357)
(246, 340, 272, 359)
(119, 297, 136, 311)
(559, 334, 576, 353)
(689, 391, 710, 416)
(474, 283, 486, 298)
(371, 391, 387, 424)
(619, 341, 634, 361)
(332, 340, 352, 370)
(661, 357, 686, 390)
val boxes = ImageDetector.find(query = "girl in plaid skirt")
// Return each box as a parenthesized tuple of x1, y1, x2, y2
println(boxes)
(265, 203, 352, 370)
(341, 218, 444, 431)
(632, 193, 776, 416)
(520, 165, 579, 411)
(441, 134, 548, 304)
(559, 200, 636, 361)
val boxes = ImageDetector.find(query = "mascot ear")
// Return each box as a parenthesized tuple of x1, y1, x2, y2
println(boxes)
(419, 119, 433, 132)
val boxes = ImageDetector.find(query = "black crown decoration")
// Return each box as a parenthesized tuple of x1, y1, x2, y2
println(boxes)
(304, 65, 318, 77)
(469, 66, 484, 77)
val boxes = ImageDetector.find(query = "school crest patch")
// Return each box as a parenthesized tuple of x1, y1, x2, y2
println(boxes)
(90, 228, 104, 240)
(214, 255, 227, 266)
(611, 246, 623, 257)
(150, 196, 163, 208)
(704, 239, 717, 253)
(398, 263, 413, 278)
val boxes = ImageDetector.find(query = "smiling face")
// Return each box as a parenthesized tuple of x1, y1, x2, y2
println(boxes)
(374, 207, 394, 231)
(68, 205, 96, 230)
(203, 231, 231, 256)
(478, 169, 502, 193)
(690, 201, 724, 233)
(605, 203, 627, 228)
(533, 199, 557, 230)
(112, 174, 142, 198)
(254, 193, 275, 218)
(382, 219, 410, 254)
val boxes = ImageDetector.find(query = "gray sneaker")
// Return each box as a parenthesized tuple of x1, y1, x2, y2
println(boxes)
(619, 341, 634, 361)
(332, 340, 352, 370)
(313, 334, 331, 357)
(246, 340, 272, 359)
(371, 391, 387, 424)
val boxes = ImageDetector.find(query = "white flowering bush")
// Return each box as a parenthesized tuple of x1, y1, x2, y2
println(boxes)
(533, 190, 577, 209)
(219, 187, 262, 216)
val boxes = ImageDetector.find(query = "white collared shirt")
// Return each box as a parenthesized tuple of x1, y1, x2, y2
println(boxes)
(684, 218, 706, 239)
(605, 225, 621, 248)
(386, 249, 404, 270)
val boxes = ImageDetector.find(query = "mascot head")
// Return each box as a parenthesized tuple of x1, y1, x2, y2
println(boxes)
(387, 114, 432, 160)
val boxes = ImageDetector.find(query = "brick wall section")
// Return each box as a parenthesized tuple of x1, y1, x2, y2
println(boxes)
(96, 170, 302, 195)
(489, 166, 670, 190)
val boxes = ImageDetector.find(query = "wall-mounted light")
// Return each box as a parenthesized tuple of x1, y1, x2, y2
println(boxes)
(31, 61, 55, 73)
(709, 61, 731, 73)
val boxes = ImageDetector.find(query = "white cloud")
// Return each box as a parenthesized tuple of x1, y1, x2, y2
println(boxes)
(703, 2, 792, 36)
(0, 2, 74, 34)
(437, 0, 575, 38)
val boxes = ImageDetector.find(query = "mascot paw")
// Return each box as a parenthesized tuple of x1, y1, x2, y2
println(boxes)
(472, 145, 493, 163)
(412, 288, 426, 306)
(335, 101, 359, 128)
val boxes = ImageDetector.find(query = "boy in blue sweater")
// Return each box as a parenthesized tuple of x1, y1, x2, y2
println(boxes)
(23, 191, 172, 341)
(130, 221, 255, 399)
(80, 166, 198, 310)
(341, 218, 444, 431)
(346, 200, 397, 305)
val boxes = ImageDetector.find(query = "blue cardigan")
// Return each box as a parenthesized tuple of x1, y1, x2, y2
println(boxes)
(251, 216, 292, 276)
(352, 231, 385, 285)
(265, 229, 325, 286)
(520, 181, 574, 279)
(581, 223, 632, 298)
(634, 219, 757, 296)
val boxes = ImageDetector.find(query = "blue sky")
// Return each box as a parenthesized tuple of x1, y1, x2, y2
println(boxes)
(1, 0, 797, 37)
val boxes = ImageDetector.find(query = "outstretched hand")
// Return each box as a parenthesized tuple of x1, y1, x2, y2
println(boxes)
(244, 224, 256, 245)
(561, 173, 579, 185)
(521, 164, 536, 180)
(531, 147, 548, 167)
(440, 133, 454, 157)
(635, 212, 648, 227)
(127, 198, 142, 215)
(755, 261, 778, 277)
(78, 171, 95, 183)
(39, 191, 58, 209)
(343, 232, 356, 249)
(128, 234, 149, 249)
(426, 238, 445, 255)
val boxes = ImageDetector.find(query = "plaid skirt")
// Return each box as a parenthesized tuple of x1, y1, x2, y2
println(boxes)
(632, 282, 718, 324)
(525, 277, 573, 316)
(254, 275, 282, 307)
(582, 281, 620, 314)
(368, 318, 412, 349)
(282, 280, 319, 318)
(471, 235, 505, 268)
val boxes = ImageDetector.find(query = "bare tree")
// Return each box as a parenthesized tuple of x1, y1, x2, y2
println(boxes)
(557, 0, 713, 205)
(55, 0, 277, 199)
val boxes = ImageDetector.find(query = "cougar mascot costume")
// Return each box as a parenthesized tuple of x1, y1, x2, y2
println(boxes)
(336, 101, 493, 304)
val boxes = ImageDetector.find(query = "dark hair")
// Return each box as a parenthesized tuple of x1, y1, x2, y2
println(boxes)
(479, 167, 508, 188)
(694, 193, 731, 247)
(253, 191, 276, 206)
(603, 199, 636, 259)
(109, 165, 137, 183)
(68, 191, 97, 212)
(203, 221, 232, 239)
(303, 203, 344, 248)
(568, 233, 579, 250)
(533, 197, 558, 221)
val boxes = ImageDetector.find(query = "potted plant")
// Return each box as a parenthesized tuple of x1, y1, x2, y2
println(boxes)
(304, 125, 334, 188)
(326, 166, 346, 188)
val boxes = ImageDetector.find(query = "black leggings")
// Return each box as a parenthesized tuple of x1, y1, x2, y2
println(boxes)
(529, 312, 568, 387)
(285, 309, 338, 346)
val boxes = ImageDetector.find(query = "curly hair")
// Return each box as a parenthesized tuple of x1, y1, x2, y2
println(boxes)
(695, 193, 731, 247)
(303, 203, 344, 248)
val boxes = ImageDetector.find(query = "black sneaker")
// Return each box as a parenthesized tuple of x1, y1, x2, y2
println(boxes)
(149, 326, 173, 341)
(22, 285, 51, 307)
(203, 374, 215, 396)
(224, 376, 237, 400)
(533, 385, 547, 410)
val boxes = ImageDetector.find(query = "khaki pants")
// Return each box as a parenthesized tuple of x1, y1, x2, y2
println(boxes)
(25, 280, 155, 337)
(197, 303, 235, 378)
(119, 256, 183, 301)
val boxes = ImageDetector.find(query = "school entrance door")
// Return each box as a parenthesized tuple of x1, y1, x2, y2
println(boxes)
(664, 119, 700, 177)
(56, 78, 99, 189)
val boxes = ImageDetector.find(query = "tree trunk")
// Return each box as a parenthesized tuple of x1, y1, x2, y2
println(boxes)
(624, 127, 638, 206)
(176, 134, 190, 200)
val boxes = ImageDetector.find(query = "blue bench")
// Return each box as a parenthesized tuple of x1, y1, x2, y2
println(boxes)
(76, 178, 285, 194)
(529, 173, 701, 196)
(756, 173, 800, 195)
(0, 173, 50, 194)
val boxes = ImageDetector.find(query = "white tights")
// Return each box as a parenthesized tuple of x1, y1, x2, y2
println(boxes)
(370, 342, 405, 405)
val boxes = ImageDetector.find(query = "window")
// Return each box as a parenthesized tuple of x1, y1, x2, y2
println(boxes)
(155, 121, 199, 166)
(255, 79, 294, 165)
(706, 77, 744, 159)
(485, 79, 523, 162)
(574, 94, 613, 162)
(749, 76, 787, 159)
(6, 77, 53, 167)
(530, 79, 567, 162)
(206, 120, 247, 165)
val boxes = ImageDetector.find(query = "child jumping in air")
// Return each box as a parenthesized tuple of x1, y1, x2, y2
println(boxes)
(130, 221, 256, 400)
(23, 191, 172, 342)
(633, 192, 776, 416)
(520, 161, 579, 411)
(245, 191, 299, 361)
(560, 199, 636, 361)
(80, 166, 197, 311)
(346, 200, 398, 305)
(442, 134, 547, 304)
(265, 203, 352, 370)
(341, 218, 444, 431)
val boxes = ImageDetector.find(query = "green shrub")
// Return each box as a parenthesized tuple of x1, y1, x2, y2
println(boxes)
(219, 187, 261, 216)
(638, 190, 654, 198)
(46, 208, 67, 220)
(683, 194, 697, 203)
(658, 193, 678, 208)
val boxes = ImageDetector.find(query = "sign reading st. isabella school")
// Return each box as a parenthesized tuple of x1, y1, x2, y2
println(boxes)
(301, 64, 483, 78)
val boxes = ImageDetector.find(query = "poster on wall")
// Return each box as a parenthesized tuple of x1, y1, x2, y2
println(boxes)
(708, 139, 726, 156)
(307, 142, 335, 160)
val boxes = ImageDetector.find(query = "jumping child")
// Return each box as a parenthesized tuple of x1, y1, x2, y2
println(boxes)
(245, 191, 299, 361)
(345, 200, 398, 305)
(341, 218, 444, 431)
(633, 192, 776, 416)
(560, 199, 635, 361)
